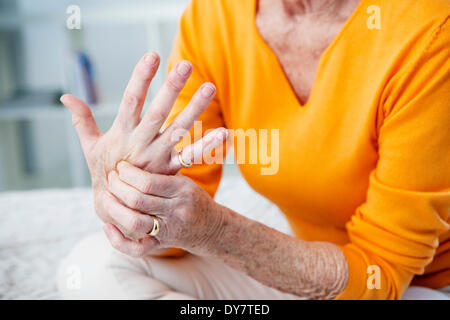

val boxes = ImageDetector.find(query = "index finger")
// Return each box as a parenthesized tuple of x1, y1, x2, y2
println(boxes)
(116, 161, 182, 197)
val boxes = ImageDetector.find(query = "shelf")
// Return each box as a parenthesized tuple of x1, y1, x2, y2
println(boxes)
(0, 2, 187, 29)
(83, 2, 186, 25)
(0, 102, 118, 121)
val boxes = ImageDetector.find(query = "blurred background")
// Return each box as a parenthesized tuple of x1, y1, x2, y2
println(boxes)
(0, 0, 189, 191)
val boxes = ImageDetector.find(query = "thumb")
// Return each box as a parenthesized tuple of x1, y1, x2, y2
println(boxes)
(61, 94, 101, 152)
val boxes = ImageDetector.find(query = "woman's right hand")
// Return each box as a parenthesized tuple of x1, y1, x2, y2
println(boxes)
(61, 52, 227, 241)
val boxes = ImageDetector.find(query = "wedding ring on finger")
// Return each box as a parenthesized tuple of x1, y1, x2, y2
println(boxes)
(147, 216, 160, 237)
(178, 150, 193, 168)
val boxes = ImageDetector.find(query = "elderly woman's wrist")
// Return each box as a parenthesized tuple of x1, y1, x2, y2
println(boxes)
(199, 202, 234, 256)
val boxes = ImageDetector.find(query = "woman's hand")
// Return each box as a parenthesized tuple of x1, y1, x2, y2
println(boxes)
(105, 161, 348, 299)
(104, 161, 224, 257)
(61, 52, 227, 240)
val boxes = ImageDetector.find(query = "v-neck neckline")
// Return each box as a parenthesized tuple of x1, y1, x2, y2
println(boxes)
(251, 0, 366, 108)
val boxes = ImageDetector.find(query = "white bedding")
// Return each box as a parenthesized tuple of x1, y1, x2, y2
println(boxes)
(0, 170, 291, 299)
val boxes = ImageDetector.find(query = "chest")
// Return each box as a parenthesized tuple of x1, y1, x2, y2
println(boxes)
(255, 10, 346, 105)
(225, 15, 381, 226)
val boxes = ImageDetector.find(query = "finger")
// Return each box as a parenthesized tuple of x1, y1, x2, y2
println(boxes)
(133, 60, 193, 144)
(159, 82, 216, 149)
(108, 170, 167, 213)
(103, 223, 159, 258)
(116, 161, 181, 197)
(104, 188, 158, 236)
(60, 94, 101, 151)
(170, 127, 228, 171)
(113, 52, 160, 131)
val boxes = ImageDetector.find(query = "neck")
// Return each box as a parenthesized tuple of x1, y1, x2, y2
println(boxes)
(281, 0, 359, 19)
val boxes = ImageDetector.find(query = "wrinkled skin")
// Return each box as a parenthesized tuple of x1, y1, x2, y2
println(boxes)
(61, 52, 227, 243)
(105, 161, 225, 257)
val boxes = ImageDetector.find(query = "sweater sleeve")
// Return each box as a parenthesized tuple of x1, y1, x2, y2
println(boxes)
(335, 17, 450, 299)
(156, 0, 227, 258)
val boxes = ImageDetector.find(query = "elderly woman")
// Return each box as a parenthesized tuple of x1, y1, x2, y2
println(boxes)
(58, 0, 449, 299)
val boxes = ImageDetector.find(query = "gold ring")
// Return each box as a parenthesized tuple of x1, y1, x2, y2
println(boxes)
(178, 151, 193, 168)
(147, 216, 160, 236)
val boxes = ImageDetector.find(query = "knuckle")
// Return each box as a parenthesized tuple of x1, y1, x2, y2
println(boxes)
(181, 175, 193, 185)
(127, 215, 143, 233)
(181, 183, 195, 198)
(128, 193, 144, 210)
(171, 121, 189, 137)
(166, 126, 188, 147)
(165, 163, 178, 176)
(71, 115, 81, 127)
(122, 92, 141, 109)
(148, 110, 165, 125)
(165, 76, 184, 93)
(141, 179, 154, 194)
(177, 206, 191, 223)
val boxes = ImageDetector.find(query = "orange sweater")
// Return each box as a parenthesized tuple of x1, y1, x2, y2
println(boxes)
(165, 0, 450, 299)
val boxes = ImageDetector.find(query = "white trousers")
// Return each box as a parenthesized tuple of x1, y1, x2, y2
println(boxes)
(56, 232, 450, 300)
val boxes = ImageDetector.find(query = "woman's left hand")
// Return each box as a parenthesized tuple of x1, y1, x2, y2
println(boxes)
(105, 162, 348, 300)
(104, 161, 224, 257)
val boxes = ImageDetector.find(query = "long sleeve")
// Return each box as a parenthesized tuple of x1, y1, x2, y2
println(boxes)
(335, 17, 450, 299)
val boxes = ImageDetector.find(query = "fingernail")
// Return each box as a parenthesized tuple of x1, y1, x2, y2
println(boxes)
(177, 61, 191, 76)
(201, 84, 215, 97)
(144, 53, 157, 65)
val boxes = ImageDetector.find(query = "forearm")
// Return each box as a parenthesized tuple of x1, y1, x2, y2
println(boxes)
(208, 203, 349, 299)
